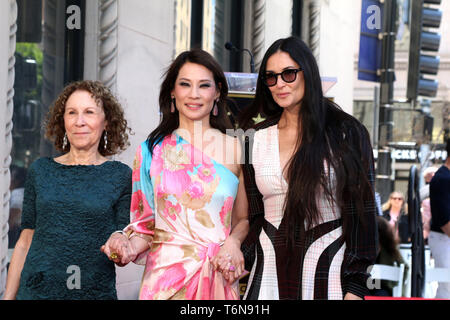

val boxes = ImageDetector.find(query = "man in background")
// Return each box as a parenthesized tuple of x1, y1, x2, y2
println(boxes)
(420, 166, 438, 242)
(429, 138, 450, 299)
(8, 165, 26, 250)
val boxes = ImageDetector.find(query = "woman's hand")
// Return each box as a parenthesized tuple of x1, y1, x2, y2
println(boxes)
(3, 229, 35, 300)
(344, 292, 363, 300)
(210, 168, 249, 284)
(100, 232, 137, 267)
(211, 236, 245, 283)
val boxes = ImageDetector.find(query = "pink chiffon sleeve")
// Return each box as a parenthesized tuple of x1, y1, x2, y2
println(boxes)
(124, 142, 155, 265)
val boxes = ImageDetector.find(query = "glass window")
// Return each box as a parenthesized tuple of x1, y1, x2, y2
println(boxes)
(292, 0, 303, 38)
(354, 99, 446, 145)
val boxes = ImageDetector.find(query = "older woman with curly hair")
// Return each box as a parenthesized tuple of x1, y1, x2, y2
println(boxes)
(4, 80, 132, 300)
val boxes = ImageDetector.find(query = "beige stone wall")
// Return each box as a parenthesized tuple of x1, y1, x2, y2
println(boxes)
(0, 0, 16, 298)
(113, 0, 176, 298)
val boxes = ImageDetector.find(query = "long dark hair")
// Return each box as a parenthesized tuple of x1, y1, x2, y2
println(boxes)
(376, 216, 402, 262)
(240, 36, 375, 245)
(147, 49, 232, 153)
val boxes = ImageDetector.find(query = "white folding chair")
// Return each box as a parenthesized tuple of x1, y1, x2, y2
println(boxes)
(425, 267, 450, 298)
(398, 244, 432, 297)
(425, 268, 450, 283)
(399, 244, 412, 297)
(369, 264, 405, 297)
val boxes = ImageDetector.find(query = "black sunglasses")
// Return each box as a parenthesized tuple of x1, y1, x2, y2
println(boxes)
(263, 68, 302, 87)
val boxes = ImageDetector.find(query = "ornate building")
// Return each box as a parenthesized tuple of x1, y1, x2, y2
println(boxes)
(0, 0, 365, 298)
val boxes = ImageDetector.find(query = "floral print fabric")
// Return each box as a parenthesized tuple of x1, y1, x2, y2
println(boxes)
(124, 134, 240, 300)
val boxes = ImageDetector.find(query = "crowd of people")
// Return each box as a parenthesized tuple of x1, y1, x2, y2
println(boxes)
(369, 155, 448, 299)
(2, 36, 448, 300)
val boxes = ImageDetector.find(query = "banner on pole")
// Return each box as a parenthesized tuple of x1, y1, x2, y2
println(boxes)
(358, 0, 383, 82)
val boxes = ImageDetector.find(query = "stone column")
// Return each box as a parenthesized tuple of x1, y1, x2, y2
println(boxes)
(213, 0, 226, 67)
(309, 0, 321, 62)
(84, 0, 100, 81)
(252, 0, 265, 72)
(99, 0, 118, 92)
(0, 0, 17, 297)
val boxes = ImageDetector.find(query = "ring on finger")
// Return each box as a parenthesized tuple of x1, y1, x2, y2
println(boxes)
(110, 252, 119, 259)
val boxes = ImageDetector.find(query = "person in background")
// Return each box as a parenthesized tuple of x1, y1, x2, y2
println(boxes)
(420, 167, 438, 201)
(369, 216, 408, 297)
(420, 166, 438, 243)
(429, 137, 450, 299)
(382, 191, 410, 244)
(238, 36, 378, 300)
(8, 165, 27, 250)
(375, 192, 383, 216)
(101, 49, 249, 300)
(3, 80, 132, 300)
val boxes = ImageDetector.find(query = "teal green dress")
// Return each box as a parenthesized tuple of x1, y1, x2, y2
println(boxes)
(16, 157, 131, 300)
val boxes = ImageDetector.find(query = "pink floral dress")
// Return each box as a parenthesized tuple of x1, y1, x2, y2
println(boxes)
(124, 133, 240, 300)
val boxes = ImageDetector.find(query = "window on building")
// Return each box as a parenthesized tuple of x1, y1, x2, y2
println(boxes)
(292, 0, 303, 38)
(354, 99, 447, 145)
(190, 0, 204, 49)
(211, 0, 245, 72)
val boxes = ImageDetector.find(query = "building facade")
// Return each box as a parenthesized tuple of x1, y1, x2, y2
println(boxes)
(353, 0, 450, 198)
(0, 0, 379, 298)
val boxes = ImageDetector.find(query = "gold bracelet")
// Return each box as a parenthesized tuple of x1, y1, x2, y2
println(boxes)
(128, 231, 153, 243)
(112, 230, 127, 237)
(126, 229, 134, 238)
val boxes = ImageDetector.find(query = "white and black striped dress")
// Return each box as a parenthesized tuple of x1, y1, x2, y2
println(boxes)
(242, 121, 377, 300)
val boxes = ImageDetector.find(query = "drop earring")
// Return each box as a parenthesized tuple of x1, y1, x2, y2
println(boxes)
(62, 133, 68, 150)
(212, 99, 219, 116)
(104, 131, 108, 150)
(171, 97, 175, 113)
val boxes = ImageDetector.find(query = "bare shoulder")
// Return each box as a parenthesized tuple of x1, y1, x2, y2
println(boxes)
(224, 133, 242, 175)
(209, 131, 241, 176)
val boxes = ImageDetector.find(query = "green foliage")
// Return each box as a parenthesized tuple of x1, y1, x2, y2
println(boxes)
(16, 43, 43, 64)
(15, 43, 43, 100)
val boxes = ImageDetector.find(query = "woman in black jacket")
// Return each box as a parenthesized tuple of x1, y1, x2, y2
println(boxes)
(239, 36, 378, 300)
(382, 191, 410, 243)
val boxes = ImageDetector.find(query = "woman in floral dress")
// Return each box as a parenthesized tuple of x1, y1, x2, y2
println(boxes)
(101, 49, 249, 300)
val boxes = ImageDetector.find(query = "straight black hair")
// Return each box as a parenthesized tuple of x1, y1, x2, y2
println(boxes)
(240, 36, 375, 245)
(147, 49, 233, 153)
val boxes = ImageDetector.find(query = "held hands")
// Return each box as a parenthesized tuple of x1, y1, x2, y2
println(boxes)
(100, 232, 138, 267)
(211, 236, 245, 284)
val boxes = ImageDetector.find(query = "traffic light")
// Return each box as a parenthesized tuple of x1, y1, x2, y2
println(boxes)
(14, 53, 37, 90)
(407, 0, 442, 100)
